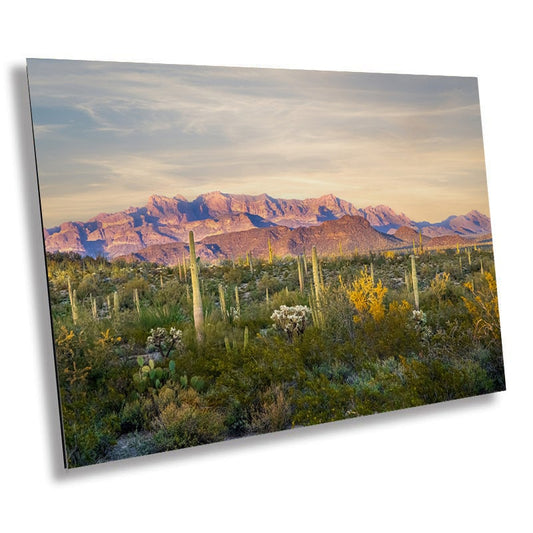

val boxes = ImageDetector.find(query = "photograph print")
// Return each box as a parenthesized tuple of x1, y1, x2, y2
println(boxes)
(27, 59, 505, 468)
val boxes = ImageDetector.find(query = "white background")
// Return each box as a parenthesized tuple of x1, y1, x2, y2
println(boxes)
(1, 2, 531, 531)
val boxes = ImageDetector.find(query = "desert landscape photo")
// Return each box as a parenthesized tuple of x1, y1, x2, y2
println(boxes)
(28, 59, 504, 467)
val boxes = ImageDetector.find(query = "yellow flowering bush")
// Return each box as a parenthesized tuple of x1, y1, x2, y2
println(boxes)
(347, 269, 387, 322)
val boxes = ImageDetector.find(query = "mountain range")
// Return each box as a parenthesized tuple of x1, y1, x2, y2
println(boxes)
(43, 191, 492, 264)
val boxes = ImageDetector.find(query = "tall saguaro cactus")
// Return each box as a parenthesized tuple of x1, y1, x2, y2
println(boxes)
(268, 237, 273, 265)
(312, 246, 321, 303)
(71, 289, 79, 324)
(67, 277, 73, 307)
(246, 251, 254, 275)
(234, 286, 240, 316)
(297, 255, 304, 293)
(410, 254, 419, 311)
(189, 231, 204, 343)
(133, 288, 140, 315)
(218, 284, 227, 321)
(67, 277, 78, 324)
(113, 291, 119, 315)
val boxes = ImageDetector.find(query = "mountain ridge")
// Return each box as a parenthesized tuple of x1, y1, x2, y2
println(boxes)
(44, 191, 491, 260)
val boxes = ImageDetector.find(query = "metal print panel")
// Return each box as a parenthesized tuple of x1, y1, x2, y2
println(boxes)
(27, 59, 505, 468)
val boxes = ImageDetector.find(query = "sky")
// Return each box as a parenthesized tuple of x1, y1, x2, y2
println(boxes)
(27, 59, 490, 228)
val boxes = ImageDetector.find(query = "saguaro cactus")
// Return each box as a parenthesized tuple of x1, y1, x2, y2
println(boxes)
(218, 284, 227, 320)
(71, 289, 79, 324)
(243, 326, 249, 352)
(67, 277, 73, 307)
(297, 255, 304, 293)
(234, 286, 240, 316)
(182, 254, 188, 282)
(311, 246, 321, 302)
(67, 278, 78, 323)
(133, 288, 140, 315)
(246, 251, 254, 274)
(311, 247, 324, 326)
(91, 294, 97, 319)
(189, 231, 204, 343)
(410, 255, 420, 311)
(113, 290, 119, 314)
(268, 237, 273, 264)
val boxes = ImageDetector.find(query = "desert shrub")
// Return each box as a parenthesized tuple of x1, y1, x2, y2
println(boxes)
(224, 398, 250, 436)
(120, 400, 144, 433)
(471, 347, 506, 391)
(320, 285, 357, 344)
(257, 273, 283, 293)
(292, 374, 354, 426)
(64, 411, 120, 467)
(153, 280, 189, 307)
(223, 268, 243, 285)
(349, 299, 419, 362)
(429, 271, 451, 303)
(123, 277, 150, 297)
(462, 272, 501, 346)
(400, 356, 492, 404)
(241, 337, 306, 390)
(76, 273, 100, 298)
(54, 326, 126, 467)
(350, 358, 416, 415)
(347, 269, 387, 322)
(152, 388, 225, 451)
(269, 288, 308, 309)
(250, 384, 293, 433)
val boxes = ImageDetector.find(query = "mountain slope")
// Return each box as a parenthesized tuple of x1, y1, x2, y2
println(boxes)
(117, 215, 402, 265)
(414, 210, 492, 237)
(394, 226, 431, 245)
(358, 205, 414, 233)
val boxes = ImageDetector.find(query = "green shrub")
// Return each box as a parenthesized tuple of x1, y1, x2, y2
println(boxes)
(292, 374, 354, 426)
(120, 400, 144, 433)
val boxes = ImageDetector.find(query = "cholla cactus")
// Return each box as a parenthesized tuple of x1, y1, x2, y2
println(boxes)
(412, 309, 431, 342)
(271, 305, 311, 341)
(146, 326, 183, 359)
(412, 309, 427, 324)
(228, 306, 240, 322)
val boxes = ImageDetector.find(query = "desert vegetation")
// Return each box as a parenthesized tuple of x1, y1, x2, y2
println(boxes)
(47, 241, 504, 467)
